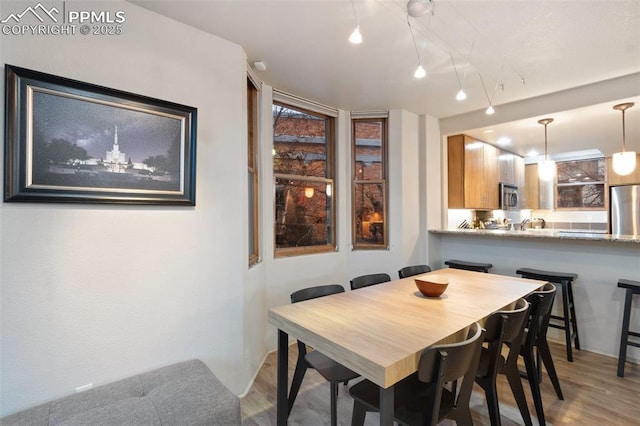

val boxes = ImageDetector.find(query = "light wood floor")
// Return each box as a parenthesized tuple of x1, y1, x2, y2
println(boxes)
(241, 341, 640, 425)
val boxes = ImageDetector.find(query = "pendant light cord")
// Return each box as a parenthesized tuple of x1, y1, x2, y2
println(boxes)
(350, 0, 359, 25)
(621, 108, 627, 152)
(407, 15, 422, 65)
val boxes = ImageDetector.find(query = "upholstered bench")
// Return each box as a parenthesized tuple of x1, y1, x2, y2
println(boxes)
(1, 359, 240, 425)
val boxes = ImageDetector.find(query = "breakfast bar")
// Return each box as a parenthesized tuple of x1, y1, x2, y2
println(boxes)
(429, 229, 640, 364)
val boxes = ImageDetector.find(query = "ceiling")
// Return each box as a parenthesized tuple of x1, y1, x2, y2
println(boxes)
(132, 0, 640, 159)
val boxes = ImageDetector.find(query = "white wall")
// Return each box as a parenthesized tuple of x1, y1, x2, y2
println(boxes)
(0, 2, 437, 414)
(0, 1, 248, 415)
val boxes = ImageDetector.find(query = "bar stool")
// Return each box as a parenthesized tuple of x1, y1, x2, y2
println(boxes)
(445, 259, 493, 273)
(617, 279, 640, 377)
(516, 267, 580, 362)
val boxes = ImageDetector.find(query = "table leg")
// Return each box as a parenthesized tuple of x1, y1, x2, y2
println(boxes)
(379, 386, 394, 425)
(277, 329, 289, 426)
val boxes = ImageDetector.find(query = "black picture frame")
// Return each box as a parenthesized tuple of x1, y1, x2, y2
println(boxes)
(4, 65, 197, 205)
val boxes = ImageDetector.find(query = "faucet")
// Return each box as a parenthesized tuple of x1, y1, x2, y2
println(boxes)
(520, 218, 530, 231)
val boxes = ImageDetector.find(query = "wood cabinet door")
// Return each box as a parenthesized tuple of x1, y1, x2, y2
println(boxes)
(483, 144, 500, 208)
(524, 164, 540, 209)
(463, 140, 486, 208)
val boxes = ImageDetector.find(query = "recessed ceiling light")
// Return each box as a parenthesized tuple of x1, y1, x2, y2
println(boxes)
(482, 129, 494, 134)
(526, 149, 539, 157)
(496, 137, 512, 146)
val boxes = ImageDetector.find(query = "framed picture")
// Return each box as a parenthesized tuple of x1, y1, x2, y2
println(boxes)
(4, 65, 197, 205)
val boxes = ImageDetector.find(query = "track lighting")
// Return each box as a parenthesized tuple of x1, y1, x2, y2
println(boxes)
(407, 0, 434, 17)
(349, 0, 362, 44)
(349, 25, 362, 44)
(450, 52, 467, 101)
(407, 16, 426, 79)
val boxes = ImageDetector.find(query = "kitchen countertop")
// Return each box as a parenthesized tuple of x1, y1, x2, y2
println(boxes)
(429, 228, 640, 244)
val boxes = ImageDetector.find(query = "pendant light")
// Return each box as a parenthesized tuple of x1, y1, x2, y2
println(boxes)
(537, 118, 556, 181)
(407, 16, 426, 78)
(349, 0, 362, 44)
(612, 102, 636, 176)
(450, 52, 466, 101)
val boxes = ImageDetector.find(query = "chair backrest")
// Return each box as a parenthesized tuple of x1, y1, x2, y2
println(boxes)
(523, 283, 556, 348)
(480, 298, 530, 378)
(291, 284, 345, 303)
(398, 264, 432, 279)
(350, 273, 391, 290)
(416, 322, 485, 425)
(290, 285, 346, 358)
(417, 322, 485, 383)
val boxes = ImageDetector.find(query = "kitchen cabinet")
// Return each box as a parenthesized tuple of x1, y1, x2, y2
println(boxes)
(515, 156, 525, 208)
(498, 151, 516, 185)
(447, 134, 499, 210)
(525, 162, 557, 210)
(607, 154, 640, 186)
(524, 164, 540, 209)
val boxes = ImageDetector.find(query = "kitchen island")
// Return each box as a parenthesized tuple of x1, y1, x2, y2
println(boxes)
(428, 228, 640, 364)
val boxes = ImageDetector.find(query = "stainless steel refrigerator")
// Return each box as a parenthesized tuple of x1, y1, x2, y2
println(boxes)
(610, 185, 640, 236)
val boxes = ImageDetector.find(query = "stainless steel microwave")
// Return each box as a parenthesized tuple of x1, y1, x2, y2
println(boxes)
(500, 183, 519, 210)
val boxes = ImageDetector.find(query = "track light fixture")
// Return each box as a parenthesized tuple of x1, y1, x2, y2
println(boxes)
(450, 52, 466, 101)
(349, 0, 362, 44)
(479, 74, 494, 114)
(407, 16, 426, 79)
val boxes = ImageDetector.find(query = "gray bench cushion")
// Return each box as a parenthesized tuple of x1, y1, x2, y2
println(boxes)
(1, 359, 240, 425)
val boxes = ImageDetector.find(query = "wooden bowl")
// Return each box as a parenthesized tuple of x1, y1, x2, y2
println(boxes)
(414, 274, 449, 297)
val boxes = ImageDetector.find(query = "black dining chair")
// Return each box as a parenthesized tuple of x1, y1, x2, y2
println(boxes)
(398, 264, 432, 279)
(350, 273, 391, 290)
(349, 322, 485, 426)
(518, 283, 562, 426)
(475, 298, 532, 426)
(288, 284, 360, 426)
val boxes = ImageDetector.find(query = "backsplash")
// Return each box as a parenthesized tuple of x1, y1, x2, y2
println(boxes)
(532, 221, 608, 231)
(447, 209, 609, 232)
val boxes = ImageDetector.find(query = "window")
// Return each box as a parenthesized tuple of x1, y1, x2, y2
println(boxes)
(352, 117, 388, 249)
(273, 101, 335, 256)
(247, 78, 259, 266)
(556, 158, 605, 209)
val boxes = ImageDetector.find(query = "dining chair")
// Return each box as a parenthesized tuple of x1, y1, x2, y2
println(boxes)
(398, 264, 432, 279)
(288, 284, 360, 426)
(349, 322, 485, 426)
(519, 283, 562, 426)
(475, 298, 532, 426)
(350, 273, 391, 290)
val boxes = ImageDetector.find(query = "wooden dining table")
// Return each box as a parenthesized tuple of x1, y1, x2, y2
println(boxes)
(268, 268, 546, 425)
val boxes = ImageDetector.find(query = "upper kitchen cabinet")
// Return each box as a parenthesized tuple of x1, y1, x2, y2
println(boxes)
(524, 164, 540, 209)
(447, 134, 499, 210)
(556, 158, 606, 209)
(607, 154, 640, 186)
(498, 151, 516, 184)
(514, 155, 525, 207)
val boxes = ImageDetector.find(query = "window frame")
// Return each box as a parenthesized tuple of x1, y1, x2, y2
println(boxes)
(247, 78, 260, 266)
(351, 117, 389, 250)
(272, 100, 336, 258)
